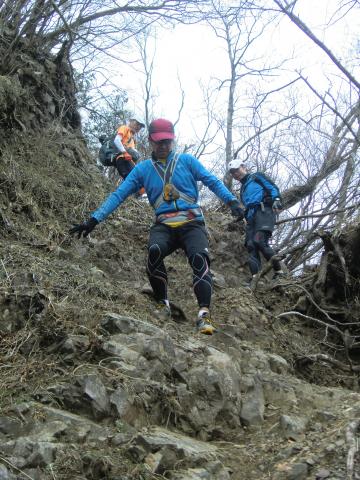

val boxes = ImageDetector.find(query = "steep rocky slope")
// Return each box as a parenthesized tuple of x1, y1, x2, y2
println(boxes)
(1, 131, 360, 480)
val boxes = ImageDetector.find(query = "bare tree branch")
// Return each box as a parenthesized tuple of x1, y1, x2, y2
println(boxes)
(273, 0, 360, 90)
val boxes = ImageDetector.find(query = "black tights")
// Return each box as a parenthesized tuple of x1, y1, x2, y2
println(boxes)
(115, 158, 134, 179)
(147, 245, 212, 308)
(247, 230, 281, 275)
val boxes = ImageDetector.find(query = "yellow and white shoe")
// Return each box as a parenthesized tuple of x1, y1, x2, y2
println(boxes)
(196, 313, 217, 335)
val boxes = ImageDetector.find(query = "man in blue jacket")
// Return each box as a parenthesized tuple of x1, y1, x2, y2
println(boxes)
(70, 118, 244, 335)
(228, 160, 284, 285)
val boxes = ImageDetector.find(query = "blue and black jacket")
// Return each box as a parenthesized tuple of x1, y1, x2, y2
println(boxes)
(92, 150, 237, 222)
(240, 172, 281, 219)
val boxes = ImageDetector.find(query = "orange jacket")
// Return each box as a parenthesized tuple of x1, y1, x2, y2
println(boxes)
(117, 125, 135, 161)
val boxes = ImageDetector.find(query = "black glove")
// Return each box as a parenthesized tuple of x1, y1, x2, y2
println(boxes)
(228, 199, 245, 220)
(69, 217, 98, 239)
(125, 147, 141, 162)
(272, 198, 283, 211)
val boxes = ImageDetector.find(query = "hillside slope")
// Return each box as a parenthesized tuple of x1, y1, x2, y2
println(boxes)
(1, 130, 360, 480)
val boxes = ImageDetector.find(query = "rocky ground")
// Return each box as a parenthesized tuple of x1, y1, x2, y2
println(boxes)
(1, 130, 360, 480)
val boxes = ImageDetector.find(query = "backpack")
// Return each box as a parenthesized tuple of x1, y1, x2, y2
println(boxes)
(98, 135, 118, 166)
(240, 172, 281, 205)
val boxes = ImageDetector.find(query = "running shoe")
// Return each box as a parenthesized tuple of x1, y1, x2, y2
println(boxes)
(196, 312, 217, 335)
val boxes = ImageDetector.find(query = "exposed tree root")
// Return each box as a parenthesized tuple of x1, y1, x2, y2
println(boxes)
(346, 419, 360, 479)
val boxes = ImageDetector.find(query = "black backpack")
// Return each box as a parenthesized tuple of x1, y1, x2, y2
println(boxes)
(98, 135, 118, 166)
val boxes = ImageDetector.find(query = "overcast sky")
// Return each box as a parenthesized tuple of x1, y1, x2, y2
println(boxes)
(102, 1, 359, 147)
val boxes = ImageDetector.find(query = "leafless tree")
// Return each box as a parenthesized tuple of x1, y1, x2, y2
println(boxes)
(133, 29, 157, 129)
(207, 0, 360, 272)
(204, 1, 267, 172)
(0, 1, 209, 64)
(0, 0, 211, 132)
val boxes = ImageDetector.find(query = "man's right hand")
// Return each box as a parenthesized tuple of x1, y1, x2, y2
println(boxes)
(228, 199, 245, 220)
(272, 198, 283, 211)
(69, 217, 98, 239)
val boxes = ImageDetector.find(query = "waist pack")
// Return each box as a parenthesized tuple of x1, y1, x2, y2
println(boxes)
(98, 135, 118, 166)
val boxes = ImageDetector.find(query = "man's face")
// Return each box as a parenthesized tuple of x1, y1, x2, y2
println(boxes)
(230, 165, 247, 180)
(150, 139, 174, 159)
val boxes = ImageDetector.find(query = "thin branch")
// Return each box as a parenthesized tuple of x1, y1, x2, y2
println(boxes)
(298, 73, 360, 142)
(276, 202, 360, 225)
(233, 114, 298, 159)
(273, 0, 360, 91)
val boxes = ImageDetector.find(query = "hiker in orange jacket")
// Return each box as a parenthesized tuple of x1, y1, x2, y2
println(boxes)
(114, 118, 145, 181)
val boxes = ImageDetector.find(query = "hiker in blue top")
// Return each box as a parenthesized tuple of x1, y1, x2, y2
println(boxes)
(228, 160, 284, 285)
(70, 118, 244, 335)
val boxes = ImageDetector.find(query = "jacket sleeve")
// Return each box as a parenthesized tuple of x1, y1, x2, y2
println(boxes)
(189, 155, 237, 204)
(114, 134, 126, 153)
(254, 173, 281, 199)
(114, 125, 127, 153)
(92, 166, 143, 222)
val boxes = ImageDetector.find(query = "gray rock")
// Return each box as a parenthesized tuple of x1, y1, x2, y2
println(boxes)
(102, 330, 175, 382)
(127, 443, 148, 462)
(316, 411, 337, 421)
(240, 348, 270, 374)
(102, 340, 141, 363)
(60, 335, 90, 354)
(267, 353, 290, 374)
(1, 438, 56, 468)
(22, 469, 46, 480)
(25, 441, 56, 468)
(0, 417, 23, 436)
(144, 451, 163, 473)
(110, 387, 135, 424)
(47, 382, 83, 409)
(203, 461, 231, 480)
(212, 271, 226, 288)
(101, 313, 162, 336)
(142, 335, 176, 361)
(111, 425, 136, 446)
(316, 469, 331, 479)
(0, 464, 16, 480)
(79, 374, 110, 419)
(280, 415, 308, 440)
(179, 348, 242, 433)
(134, 427, 218, 461)
(28, 420, 67, 441)
(274, 445, 302, 461)
(240, 383, 265, 426)
(149, 446, 179, 474)
(170, 468, 211, 479)
(288, 463, 309, 480)
(141, 284, 153, 295)
(170, 462, 231, 480)
(38, 404, 111, 442)
(4, 456, 26, 469)
(263, 379, 298, 409)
